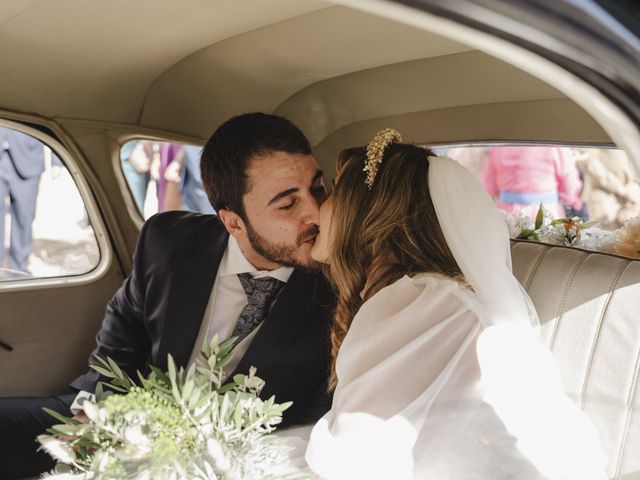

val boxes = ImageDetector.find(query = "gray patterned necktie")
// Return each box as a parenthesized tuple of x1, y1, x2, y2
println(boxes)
(233, 273, 286, 344)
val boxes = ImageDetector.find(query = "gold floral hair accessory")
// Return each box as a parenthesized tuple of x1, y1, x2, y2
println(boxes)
(364, 128, 403, 189)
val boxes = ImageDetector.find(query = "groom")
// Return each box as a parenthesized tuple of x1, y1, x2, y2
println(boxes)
(0, 113, 335, 479)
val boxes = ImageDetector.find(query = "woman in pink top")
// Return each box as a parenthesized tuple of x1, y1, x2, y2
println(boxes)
(482, 146, 583, 218)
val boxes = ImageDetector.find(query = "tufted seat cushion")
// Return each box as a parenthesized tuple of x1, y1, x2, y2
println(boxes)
(511, 240, 640, 480)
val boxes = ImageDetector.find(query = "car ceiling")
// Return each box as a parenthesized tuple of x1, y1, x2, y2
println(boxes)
(0, 0, 610, 170)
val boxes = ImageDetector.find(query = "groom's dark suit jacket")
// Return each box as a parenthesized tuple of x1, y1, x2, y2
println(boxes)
(71, 211, 335, 427)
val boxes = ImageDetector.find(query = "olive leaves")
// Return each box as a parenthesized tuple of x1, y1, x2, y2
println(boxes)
(38, 335, 297, 479)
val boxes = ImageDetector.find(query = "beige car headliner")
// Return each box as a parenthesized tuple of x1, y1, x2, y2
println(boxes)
(0, 0, 610, 170)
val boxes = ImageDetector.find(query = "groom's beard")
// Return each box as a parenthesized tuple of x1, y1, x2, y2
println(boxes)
(245, 221, 322, 272)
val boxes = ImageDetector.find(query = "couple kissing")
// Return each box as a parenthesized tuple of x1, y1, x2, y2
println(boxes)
(0, 113, 607, 479)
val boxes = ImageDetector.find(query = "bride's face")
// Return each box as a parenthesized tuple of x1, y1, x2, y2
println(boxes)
(310, 196, 333, 264)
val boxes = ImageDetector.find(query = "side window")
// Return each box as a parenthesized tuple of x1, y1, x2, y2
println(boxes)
(120, 140, 214, 219)
(0, 126, 100, 281)
(436, 144, 639, 258)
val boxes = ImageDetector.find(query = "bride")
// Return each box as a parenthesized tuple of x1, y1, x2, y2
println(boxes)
(280, 130, 608, 479)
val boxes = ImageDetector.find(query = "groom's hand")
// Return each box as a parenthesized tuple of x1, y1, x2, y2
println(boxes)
(55, 413, 89, 452)
(72, 412, 88, 424)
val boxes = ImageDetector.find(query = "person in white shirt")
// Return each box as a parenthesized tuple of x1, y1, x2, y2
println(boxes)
(0, 113, 335, 479)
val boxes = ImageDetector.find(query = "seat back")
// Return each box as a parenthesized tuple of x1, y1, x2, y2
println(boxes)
(511, 240, 640, 480)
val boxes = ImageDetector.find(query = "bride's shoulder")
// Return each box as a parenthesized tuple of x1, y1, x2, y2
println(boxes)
(357, 272, 477, 324)
(408, 272, 484, 314)
(384, 272, 475, 312)
(409, 272, 470, 293)
(373, 271, 471, 300)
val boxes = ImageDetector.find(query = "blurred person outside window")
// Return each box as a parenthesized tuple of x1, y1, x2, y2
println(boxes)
(444, 146, 489, 178)
(482, 146, 583, 219)
(120, 140, 151, 213)
(575, 148, 640, 229)
(151, 143, 184, 212)
(0, 127, 45, 278)
(122, 141, 214, 216)
(180, 145, 214, 214)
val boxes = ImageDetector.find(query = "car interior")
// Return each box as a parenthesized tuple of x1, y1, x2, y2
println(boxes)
(0, 1, 637, 478)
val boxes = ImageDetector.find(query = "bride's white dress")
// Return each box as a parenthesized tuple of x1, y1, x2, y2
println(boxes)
(279, 273, 608, 480)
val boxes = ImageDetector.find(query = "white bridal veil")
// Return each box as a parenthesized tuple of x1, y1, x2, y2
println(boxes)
(427, 156, 608, 479)
(427, 155, 539, 330)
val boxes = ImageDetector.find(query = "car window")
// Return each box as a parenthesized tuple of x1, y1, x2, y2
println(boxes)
(0, 126, 100, 282)
(435, 144, 639, 258)
(120, 140, 213, 219)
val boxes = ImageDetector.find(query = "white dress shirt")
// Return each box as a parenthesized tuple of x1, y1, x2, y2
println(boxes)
(188, 235, 293, 373)
(72, 235, 293, 413)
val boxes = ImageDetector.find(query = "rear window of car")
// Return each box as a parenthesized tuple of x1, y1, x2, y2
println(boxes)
(435, 144, 639, 258)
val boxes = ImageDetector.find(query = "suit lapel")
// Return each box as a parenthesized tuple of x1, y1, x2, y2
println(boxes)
(231, 269, 315, 376)
(157, 219, 228, 370)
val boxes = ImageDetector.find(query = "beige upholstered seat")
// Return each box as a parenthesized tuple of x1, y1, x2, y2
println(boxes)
(511, 240, 640, 480)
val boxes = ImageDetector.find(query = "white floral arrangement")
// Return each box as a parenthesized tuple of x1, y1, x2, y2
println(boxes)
(504, 204, 635, 256)
(613, 216, 640, 258)
(38, 336, 305, 480)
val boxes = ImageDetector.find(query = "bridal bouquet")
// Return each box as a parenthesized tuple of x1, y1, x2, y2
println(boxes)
(37, 336, 301, 480)
(505, 204, 614, 251)
(504, 203, 640, 257)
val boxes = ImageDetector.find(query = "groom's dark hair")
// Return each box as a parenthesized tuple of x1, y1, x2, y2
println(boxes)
(200, 112, 312, 218)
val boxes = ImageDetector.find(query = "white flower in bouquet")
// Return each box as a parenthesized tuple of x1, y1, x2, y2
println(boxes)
(121, 425, 152, 460)
(504, 208, 534, 238)
(38, 336, 302, 480)
(576, 227, 617, 253)
(37, 436, 77, 466)
(206, 437, 231, 473)
(536, 223, 570, 245)
(510, 204, 597, 248)
(505, 204, 640, 259)
(506, 204, 559, 240)
(542, 205, 555, 227)
(614, 215, 640, 258)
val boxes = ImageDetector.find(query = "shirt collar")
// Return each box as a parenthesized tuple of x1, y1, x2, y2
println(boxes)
(219, 235, 294, 283)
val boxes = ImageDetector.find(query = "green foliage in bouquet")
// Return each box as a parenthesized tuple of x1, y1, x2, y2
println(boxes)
(38, 336, 302, 480)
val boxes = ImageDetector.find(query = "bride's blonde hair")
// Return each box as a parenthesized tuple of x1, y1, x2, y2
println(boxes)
(327, 142, 464, 389)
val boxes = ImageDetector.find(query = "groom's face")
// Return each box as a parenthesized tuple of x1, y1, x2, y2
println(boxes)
(238, 151, 327, 270)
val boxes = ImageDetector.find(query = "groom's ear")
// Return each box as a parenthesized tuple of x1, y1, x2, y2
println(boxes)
(218, 208, 246, 238)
